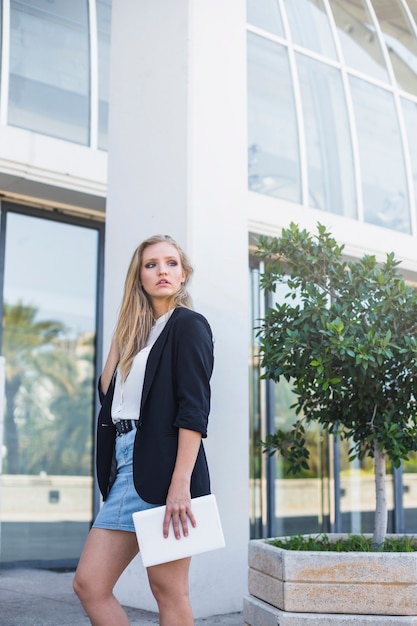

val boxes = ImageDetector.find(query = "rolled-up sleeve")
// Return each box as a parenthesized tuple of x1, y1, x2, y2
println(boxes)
(173, 313, 214, 437)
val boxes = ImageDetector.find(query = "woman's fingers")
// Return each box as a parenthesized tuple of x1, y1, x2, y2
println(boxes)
(163, 502, 196, 539)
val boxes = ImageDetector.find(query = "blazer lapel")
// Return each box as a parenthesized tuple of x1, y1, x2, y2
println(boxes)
(140, 307, 180, 414)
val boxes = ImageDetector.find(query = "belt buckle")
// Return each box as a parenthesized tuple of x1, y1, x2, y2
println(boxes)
(116, 420, 129, 436)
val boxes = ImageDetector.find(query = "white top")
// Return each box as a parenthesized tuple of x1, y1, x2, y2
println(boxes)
(111, 309, 174, 423)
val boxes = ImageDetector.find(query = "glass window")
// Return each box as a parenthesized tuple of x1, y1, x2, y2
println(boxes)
(249, 273, 331, 538)
(328, 0, 390, 83)
(402, 452, 417, 532)
(247, 33, 301, 203)
(338, 438, 394, 534)
(350, 76, 410, 233)
(9, 0, 90, 145)
(283, 0, 337, 59)
(406, 1, 417, 27)
(401, 97, 417, 225)
(249, 265, 264, 538)
(97, 0, 112, 150)
(372, 0, 417, 96)
(268, 282, 331, 536)
(0, 210, 100, 563)
(246, 0, 284, 37)
(296, 53, 357, 217)
(270, 380, 330, 536)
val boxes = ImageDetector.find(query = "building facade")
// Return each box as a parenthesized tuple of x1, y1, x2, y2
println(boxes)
(0, 0, 417, 618)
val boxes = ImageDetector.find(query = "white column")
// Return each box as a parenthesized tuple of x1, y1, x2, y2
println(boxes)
(105, 0, 249, 617)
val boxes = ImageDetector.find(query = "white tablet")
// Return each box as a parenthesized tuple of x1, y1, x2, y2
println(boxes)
(132, 494, 225, 567)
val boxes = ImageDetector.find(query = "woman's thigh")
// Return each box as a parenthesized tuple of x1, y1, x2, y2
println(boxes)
(75, 528, 139, 594)
(146, 556, 192, 599)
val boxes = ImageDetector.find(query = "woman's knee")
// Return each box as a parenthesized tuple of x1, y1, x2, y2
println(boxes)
(73, 569, 91, 601)
(73, 568, 105, 603)
(147, 563, 190, 605)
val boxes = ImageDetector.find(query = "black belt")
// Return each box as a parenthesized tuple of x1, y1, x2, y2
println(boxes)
(115, 419, 138, 436)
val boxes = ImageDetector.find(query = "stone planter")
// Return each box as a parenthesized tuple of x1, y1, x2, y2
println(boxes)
(244, 535, 417, 625)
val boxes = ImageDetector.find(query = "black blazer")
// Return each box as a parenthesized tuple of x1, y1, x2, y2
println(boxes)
(96, 307, 214, 504)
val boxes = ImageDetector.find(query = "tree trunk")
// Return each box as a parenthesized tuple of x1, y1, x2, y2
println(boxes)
(373, 441, 387, 547)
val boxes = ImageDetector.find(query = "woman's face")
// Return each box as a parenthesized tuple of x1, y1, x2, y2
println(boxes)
(140, 241, 186, 314)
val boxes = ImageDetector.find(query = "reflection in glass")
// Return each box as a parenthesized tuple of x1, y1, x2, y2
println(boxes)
(9, 0, 90, 144)
(272, 381, 329, 536)
(97, 0, 112, 150)
(338, 438, 394, 533)
(401, 97, 417, 224)
(1, 211, 99, 562)
(284, 0, 337, 59)
(246, 0, 284, 37)
(372, 0, 417, 96)
(402, 452, 417, 532)
(328, 0, 389, 83)
(249, 266, 263, 538)
(269, 282, 330, 537)
(350, 76, 410, 233)
(247, 33, 301, 202)
(407, 2, 417, 27)
(249, 272, 331, 538)
(296, 53, 357, 217)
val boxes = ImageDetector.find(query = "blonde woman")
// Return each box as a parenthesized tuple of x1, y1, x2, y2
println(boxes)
(73, 235, 214, 626)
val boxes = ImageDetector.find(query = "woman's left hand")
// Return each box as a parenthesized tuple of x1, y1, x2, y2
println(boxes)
(163, 428, 202, 539)
(163, 479, 196, 540)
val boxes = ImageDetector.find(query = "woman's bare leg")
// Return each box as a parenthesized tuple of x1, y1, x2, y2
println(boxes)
(73, 528, 139, 626)
(146, 557, 193, 626)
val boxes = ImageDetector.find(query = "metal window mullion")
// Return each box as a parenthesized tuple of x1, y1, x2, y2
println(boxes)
(246, 23, 287, 48)
(393, 89, 417, 236)
(393, 464, 404, 533)
(291, 43, 339, 68)
(257, 261, 271, 538)
(88, 0, 98, 149)
(332, 434, 342, 532)
(0, 0, 10, 125)
(324, 0, 364, 223)
(367, 0, 416, 236)
(364, 0, 396, 86)
(92, 213, 105, 519)
(401, 0, 417, 36)
(278, 0, 309, 207)
(0, 201, 6, 352)
(396, 0, 417, 236)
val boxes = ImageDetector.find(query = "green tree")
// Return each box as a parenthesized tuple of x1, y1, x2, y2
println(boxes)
(2, 301, 65, 473)
(3, 303, 94, 475)
(257, 223, 417, 545)
(15, 332, 95, 475)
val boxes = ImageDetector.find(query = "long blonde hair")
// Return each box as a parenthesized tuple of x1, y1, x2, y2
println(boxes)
(115, 235, 193, 380)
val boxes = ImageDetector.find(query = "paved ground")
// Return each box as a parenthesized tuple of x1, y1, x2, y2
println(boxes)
(0, 567, 243, 625)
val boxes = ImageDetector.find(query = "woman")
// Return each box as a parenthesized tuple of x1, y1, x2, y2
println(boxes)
(73, 235, 214, 626)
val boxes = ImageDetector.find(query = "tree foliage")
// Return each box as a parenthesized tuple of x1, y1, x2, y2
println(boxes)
(2, 301, 95, 475)
(256, 223, 417, 543)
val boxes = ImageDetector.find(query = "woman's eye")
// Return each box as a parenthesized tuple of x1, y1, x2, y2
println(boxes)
(145, 262, 156, 268)
(168, 260, 178, 266)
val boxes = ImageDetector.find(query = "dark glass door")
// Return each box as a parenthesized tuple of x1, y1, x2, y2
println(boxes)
(0, 205, 103, 565)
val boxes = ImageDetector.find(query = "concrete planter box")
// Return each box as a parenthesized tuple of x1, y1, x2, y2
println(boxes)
(244, 535, 417, 625)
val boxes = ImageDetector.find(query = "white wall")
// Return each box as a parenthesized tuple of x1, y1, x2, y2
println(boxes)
(0, 125, 107, 213)
(105, 0, 249, 617)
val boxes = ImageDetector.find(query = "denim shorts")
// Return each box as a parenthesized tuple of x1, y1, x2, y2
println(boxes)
(93, 428, 160, 532)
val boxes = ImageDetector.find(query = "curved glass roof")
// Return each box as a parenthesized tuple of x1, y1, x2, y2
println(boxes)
(247, 0, 417, 234)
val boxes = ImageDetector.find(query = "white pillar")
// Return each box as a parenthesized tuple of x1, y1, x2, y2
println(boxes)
(105, 0, 249, 617)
